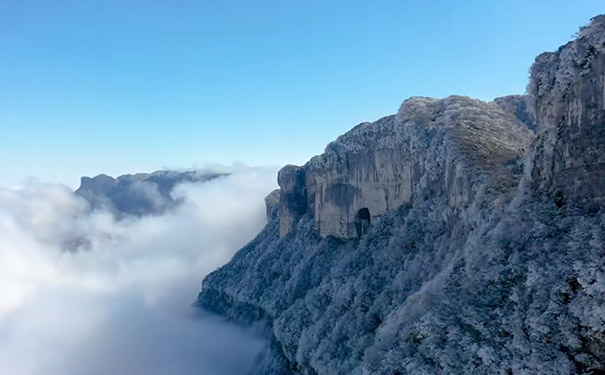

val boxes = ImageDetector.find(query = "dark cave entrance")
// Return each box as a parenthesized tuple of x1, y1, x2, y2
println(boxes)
(355, 207, 371, 237)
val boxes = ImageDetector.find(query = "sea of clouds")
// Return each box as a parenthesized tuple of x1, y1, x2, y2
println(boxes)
(0, 167, 278, 375)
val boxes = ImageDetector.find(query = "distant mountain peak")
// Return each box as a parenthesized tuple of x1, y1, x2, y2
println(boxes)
(75, 169, 228, 217)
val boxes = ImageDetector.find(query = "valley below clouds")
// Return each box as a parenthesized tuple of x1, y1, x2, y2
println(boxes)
(0, 167, 277, 375)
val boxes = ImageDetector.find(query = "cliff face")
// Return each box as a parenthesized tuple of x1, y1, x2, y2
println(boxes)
(278, 97, 532, 239)
(528, 16, 605, 206)
(197, 16, 605, 375)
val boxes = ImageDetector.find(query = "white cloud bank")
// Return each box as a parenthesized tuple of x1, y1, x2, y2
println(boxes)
(0, 167, 278, 375)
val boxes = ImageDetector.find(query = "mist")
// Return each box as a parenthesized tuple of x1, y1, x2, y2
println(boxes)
(0, 167, 278, 375)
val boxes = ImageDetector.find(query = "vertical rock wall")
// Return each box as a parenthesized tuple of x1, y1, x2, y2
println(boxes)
(528, 16, 605, 206)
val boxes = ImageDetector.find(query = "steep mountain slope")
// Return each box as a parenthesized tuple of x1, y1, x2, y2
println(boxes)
(197, 16, 605, 375)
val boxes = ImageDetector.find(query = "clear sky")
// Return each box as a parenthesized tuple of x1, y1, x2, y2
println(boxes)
(0, 0, 603, 188)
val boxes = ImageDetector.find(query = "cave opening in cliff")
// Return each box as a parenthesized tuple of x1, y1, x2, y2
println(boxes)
(355, 207, 371, 237)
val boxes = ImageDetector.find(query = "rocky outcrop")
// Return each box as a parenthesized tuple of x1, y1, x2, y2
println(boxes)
(75, 170, 226, 216)
(197, 16, 605, 375)
(265, 189, 281, 221)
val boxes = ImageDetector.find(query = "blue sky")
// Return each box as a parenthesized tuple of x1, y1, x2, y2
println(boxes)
(0, 0, 603, 187)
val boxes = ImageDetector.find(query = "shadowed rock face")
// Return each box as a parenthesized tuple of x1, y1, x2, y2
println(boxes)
(198, 15, 605, 375)
(528, 16, 605, 207)
(494, 95, 537, 132)
(278, 96, 533, 239)
(75, 170, 227, 217)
